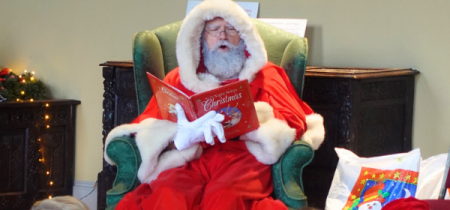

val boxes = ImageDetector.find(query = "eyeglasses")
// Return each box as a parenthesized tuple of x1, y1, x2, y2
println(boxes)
(204, 27, 239, 37)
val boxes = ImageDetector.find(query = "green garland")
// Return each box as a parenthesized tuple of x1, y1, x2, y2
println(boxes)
(0, 68, 46, 102)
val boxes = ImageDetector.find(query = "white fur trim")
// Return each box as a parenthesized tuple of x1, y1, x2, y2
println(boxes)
(197, 72, 221, 84)
(140, 145, 202, 184)
(240, 101, 296, 164)
(253, 101, 274, 124)
(241, 118, 296, 165)
(302, 114, 325, 150)
(240, 101, 325, 164)
(103, 118, 203, 184)
(177, 0, 268, 93)
(103, 118, 170, 165)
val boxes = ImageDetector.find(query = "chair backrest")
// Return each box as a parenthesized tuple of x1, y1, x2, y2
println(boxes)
(132, 19, 308, 114)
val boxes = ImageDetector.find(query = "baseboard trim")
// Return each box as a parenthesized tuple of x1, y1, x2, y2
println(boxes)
(73, 180, 97, 210)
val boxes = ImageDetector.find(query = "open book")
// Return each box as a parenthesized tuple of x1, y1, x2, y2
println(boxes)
(147, 72, 260, 139)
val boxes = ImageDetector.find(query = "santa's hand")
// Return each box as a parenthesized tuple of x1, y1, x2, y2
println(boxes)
(202, 114, 226, 145)
(174, 104, 221, 150)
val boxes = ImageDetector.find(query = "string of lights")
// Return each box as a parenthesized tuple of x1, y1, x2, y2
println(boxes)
(0, 68, 46, 102)
(37, 102, 55, 199)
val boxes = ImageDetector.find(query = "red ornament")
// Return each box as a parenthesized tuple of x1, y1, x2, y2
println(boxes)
(0, 68, 9, 76)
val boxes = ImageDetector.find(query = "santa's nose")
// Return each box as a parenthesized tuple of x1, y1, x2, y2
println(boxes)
(369, 206, 372, 209)
(218, 31, 228, 40)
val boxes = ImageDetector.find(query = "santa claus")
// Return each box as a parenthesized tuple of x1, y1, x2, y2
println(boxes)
(104, 0, 325, 209)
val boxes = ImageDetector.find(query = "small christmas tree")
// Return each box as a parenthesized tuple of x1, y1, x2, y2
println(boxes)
(0, 68, 46, 102)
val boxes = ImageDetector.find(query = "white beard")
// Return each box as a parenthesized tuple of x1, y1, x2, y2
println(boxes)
(202, 39, 246, 81)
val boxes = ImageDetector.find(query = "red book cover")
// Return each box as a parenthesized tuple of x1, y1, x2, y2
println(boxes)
(147, 72, 259, 139)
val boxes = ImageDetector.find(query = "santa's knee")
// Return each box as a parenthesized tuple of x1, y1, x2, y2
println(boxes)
(147, 186, 186, 205)
(202, 188, 246, 209)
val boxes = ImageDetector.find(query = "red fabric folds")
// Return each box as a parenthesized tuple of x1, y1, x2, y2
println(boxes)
(115, 141, 287, 210)
(381, 197, 430, 210)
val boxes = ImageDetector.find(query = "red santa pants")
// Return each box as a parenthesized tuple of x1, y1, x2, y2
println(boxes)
(115, 140, 287, 210)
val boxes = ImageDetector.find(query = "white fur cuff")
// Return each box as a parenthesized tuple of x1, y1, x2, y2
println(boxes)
(253, 101, 274, 124)
(241, 101, 325, 165)
(103, 118, 174, 165)
(302, 114, 325, 150)
(139, 145, 202, 184)
(241, 118, 296, 165)
(102, 118, 205, 184)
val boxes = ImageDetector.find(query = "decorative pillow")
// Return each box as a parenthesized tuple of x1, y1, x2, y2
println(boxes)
(415, 153, 448, 199)
(326, 148, 421, 210)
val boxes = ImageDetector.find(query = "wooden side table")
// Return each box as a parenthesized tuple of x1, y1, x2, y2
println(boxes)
(98, 61, 137, 210)
(0, 99, 80, 210)
(302, 67, 419, 208)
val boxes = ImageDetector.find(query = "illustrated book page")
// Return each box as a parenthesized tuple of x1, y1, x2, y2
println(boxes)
(147, 72, 259, 139)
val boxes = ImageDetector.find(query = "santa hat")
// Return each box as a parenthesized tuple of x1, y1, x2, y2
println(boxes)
(357, 182, 387, 208)
(176, 0, 267, 93)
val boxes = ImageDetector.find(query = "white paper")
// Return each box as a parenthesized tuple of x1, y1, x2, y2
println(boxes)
(186, 1, 201, 16)
(257, 18, 307, 37)
(235, 2, 259, 18)
(186, 1, 259, 18)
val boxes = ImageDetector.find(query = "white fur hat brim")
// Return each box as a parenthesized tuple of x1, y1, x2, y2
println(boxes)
(177, 0, 268, 93)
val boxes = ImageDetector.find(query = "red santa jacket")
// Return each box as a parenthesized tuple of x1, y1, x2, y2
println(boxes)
(134, 62, 314, 140)
(103, 62, 324, 184)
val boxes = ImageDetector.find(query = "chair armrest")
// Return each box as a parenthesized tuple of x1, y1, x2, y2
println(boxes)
(272, 140, 314, 209)
(105, 136, 142, 208)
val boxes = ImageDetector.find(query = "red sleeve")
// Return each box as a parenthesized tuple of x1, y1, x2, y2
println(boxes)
(252, 88, 309, 140)
(250, 63, 314, 139)
(131, 97, 163, 124)
(131, 69, 185, 124)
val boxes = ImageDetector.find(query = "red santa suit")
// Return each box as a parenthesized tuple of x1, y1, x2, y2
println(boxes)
(103, 0, 325, 209)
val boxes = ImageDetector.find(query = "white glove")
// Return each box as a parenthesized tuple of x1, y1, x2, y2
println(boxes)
(173, 104, 226, 150)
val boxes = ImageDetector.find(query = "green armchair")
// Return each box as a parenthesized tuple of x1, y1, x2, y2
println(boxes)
(104, 19, 314, 210)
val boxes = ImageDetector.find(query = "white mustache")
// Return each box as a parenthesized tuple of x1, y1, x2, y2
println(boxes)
(211, 40, 236, 51)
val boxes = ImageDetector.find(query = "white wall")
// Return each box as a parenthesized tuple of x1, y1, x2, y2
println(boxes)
(73, 181, 97, 210)
(1, 0, 449, 182)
